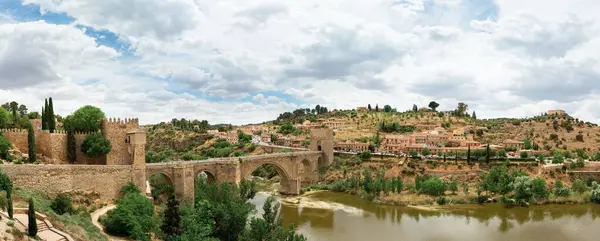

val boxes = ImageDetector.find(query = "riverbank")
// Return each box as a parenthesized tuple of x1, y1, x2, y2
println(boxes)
(307, 157, 600, 208)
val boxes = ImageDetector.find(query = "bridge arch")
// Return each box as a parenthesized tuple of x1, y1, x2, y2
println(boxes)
(195, 169, 216, 184)
(245, 161, 293, 193)
(146, 172, 174, 202)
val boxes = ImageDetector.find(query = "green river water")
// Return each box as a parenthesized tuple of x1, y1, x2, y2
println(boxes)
(251, 191, 600, 241)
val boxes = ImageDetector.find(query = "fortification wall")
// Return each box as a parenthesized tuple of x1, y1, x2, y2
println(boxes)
(0, 164, 135, 201)
(103, 118, 139, 165)
(0, 129, 27, 154)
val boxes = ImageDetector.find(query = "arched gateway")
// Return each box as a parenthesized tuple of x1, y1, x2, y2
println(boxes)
(144, 128, 334, 201)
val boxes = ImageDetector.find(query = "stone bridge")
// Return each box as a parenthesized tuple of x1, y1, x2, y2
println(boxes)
(144, 129, 334, 200)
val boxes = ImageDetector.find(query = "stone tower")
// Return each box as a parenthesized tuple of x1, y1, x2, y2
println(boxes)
(310, 128, 334, 168)
(127, 129, 147, 193)
(102, 118, 140, 165)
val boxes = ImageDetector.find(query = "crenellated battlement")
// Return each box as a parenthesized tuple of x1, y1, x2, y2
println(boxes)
(102, 117, 139, 128)
(0, 128, 27, 133)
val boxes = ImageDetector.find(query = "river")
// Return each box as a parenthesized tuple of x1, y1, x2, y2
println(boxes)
(251, 191, 600, 241)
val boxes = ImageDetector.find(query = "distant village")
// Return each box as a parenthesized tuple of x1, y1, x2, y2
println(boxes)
(156, 107, 570, 158)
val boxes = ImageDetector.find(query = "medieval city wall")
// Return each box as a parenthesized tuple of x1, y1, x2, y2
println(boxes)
(0, 164, 136, 201)
(0, 129, 103, 164)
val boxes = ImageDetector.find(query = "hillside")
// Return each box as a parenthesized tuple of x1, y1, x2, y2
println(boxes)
(267, 108, 600, 155)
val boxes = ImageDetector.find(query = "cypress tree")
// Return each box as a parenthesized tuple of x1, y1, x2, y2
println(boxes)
(67, 131, 77, 163)
(161, 188, 181, 239)
(48, 97, 55, 133)
(43, 99, 49, 130)
(28, 198, 37, 237)
(27, 124, 35, 163)
(41, 106, 47, 130)
(7, 192, 13, 219)
(485, 144, 490, 164)
(467, 146, 471, 165)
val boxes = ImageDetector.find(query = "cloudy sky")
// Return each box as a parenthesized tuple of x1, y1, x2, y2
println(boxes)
(0, 0, 599, 125)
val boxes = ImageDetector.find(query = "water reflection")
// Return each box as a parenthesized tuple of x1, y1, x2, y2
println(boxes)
(255, 191, 600, 241)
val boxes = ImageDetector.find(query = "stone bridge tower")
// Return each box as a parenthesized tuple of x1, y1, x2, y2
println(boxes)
(102, 118, 140, 165)
(127, 129, 147, 193)
(310, 128, 334, 168)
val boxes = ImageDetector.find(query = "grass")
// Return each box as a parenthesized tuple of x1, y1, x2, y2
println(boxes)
(13, 188, 108, 241)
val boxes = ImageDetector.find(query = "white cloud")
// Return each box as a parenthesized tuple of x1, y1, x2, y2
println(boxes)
(2, 0, 600, 125)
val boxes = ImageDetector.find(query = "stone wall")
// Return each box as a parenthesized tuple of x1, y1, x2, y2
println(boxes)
(0, 164, 136, 201)
(0, 129, 27, 154)
(1, 129, 103, 164)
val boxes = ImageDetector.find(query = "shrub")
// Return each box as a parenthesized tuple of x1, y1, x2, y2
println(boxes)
(572, 179, 588, 194)
(520, 152, 528, 158)
(0, 136, 11, 160)
(436, 196, 447, 205)
(81, 133, 112, 157)
(448, 181, 458, 194)
(553, 181, 571, 197)
(102, 190, 158, 240)
(591, 182, 600, 204)
(51, 194, 75, 215)
(181, 153, 203, 161)
(531, 178, 549, 201)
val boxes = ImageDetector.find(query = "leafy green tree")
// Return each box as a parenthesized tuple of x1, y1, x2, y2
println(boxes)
(51, 194, 74, 215)
(454, 102, 468, 117)
(553, 180, 571, 197)
(27, 111, 40, 120)
(531, 178, 549, 201)
(278, 123, 296, 135)
(65, 105, 106, 132)
(419, 177, 446, 196)
(448, 181, 458, 194)
(27, 123, 36, 163)
(375, 104, 379, 112)
(28, 198, 37, 237)
(0, 108, 10, 129)
(512, 176, 533, 202)
(383, 105, 392, 113)
(241, 196, 307, 241)
(9, 101, 18, 125)
(162, 188, 182, 240)
(368, 104, 372, 111)
(81, 133, 112, 157)
(520, 152, 528, 158)
(412, 104, 418, 112)
(590, 182, 600, 204)
(472, 111, 477, 119)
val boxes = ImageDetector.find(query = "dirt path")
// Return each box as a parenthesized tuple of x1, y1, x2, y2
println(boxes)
(90, 205, 127, 241)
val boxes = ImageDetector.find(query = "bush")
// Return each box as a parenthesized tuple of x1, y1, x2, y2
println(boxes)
(81, 133, 112, 157)
(51, 194, 75, 215)
(520, 152, 528, 158)
(591, 182, 600, 204)
(102, 190, 158, 240)
(553, 181, 571, 197)
(448, 181, 458, 194)
(419, 177, 446, 196)
(0, 136, 11, 160)
(181, 152, 203, 161)
(531, 178, 549, 201)
(572, 179, 588, 194)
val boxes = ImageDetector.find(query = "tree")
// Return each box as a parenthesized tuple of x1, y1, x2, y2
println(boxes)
(485, 144, 491, 164)
(81, 133, 112, 157)
(28, 111, 40, 120)
(412, 104, 418, 112)
(9, 101, 18, 125)
(43, 99, 49, 130)
(523, 139, 532, 149)
(375, 104, 379, 112)
(383, 105, 392, 113)
(455, 102, 468, 117)
(0, 108, 10, 129)
(0, 171, 13, 219)
(428, 101, 439, 111)
(67, 131, 77, 163)
(467, 146, 471, 165)
(51, 194, 74, 215)
(448, 181, 458, 194)
(422, 148, 431, 156)
(27, 123, 36, 163)
(161, 188, 182, 240)
(28, 198, 37, 237)
(472, 111, 477, 119)
(102, 184, 158, 241)
(65, 105, 106, 132)
(368, 104, 372, 111)
(48, 97, 56, 133)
